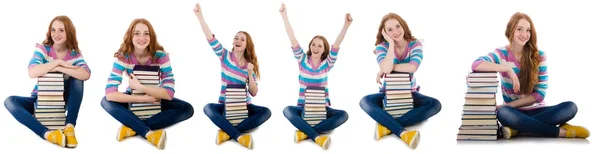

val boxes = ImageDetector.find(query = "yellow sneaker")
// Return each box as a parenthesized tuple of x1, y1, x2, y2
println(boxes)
(315, 135, 330, 150)
(501, 127, 518, 139)
(400, 130, 419, 149)
(294, 130, 308, 143)
(117, 125, 137, 141)
(45, 129, 66, 147)
(146, 130, 166, 150)
(375, 123, 391, 141)
(216, 130, 230, 145)
(561, 123, 590, 139)
(237, 134, 253, 149)
(64, 125, 78, 148)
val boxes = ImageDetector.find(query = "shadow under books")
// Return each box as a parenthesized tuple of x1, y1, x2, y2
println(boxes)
(457, 136, 590, 145)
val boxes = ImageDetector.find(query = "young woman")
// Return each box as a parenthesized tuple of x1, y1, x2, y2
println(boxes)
(100, 18, 194, 150)
(194, 3, 271, 150)
(4, 15, 90, 148)
(279, 4, 350, 150)
(358, 13, 441, 149)
(472, 12, 589, 139)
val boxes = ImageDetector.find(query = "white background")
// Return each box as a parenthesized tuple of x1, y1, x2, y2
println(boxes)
(0, 0, 598, 153)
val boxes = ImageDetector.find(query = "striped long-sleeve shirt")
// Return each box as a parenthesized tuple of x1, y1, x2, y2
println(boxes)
(374, 40, 423, 92)
(293, 45, 340, 106)
(105, 51, 175, 99)
(471, 46, 548, 110)
(29, 43, 91, 95)
(207, 35, 258, 104)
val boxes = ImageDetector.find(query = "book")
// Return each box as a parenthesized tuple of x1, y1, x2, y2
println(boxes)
(457, 71, 500, 141)
(224, 84, 248, 126)
(302, 86, 327, 127)
(35, 72, 66, 130)
(383, 72, 413, 118)
(128, 65, 162, 120)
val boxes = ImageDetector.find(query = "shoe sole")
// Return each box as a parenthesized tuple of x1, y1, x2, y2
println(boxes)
(322, 137, 330, 150)
(501, 127, 512, 139)
(374, 124, 381, 141)
(408, 131, 419, 149)
(60, 132, 67, 147)
(158, 131, 166, 150)
(294, 133, 299, 143)
(67, 142, 77, 148)
(248, 137, 253, 150)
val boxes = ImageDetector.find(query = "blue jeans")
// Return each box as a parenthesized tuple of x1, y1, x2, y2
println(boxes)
(4, 77, 84, 138)
(101, 96, 194, 138)
(204, 103, 271, 140)
(283, 106, 348, 141)
(359, 92, 441, 136)
(497, 101, 577, 137)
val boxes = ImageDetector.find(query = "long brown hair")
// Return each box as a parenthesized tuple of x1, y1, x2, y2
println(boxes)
(114, 18, 165, 63)
(43, 15, 80, 53)
(505, 12, 539, 94)
(306, 35, 330, 61)
(234, 31, 260, 79)
(375, 13, 416, 46)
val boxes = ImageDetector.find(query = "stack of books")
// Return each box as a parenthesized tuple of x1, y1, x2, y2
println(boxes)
(302, 86, 327, 127)
(129, 65, 162, 120)
(224, 84, 248, 126)
(383, 72, 413, 118)
(35, 72, 66, 130)
(457, 71, 500, 141)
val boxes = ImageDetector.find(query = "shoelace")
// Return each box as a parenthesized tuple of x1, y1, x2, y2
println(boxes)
(569, 129, 577, 138)
(126, 129, 134, 138)
(64, 129, 75, 136)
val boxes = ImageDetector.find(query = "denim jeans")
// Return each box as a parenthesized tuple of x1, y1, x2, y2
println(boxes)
(283, 106, 348, 141)
(101, 96, 194, 138)
(359, 91, 441, 136)
(4, 77, 84, 138)
(497, 101, 577, 137)
(203, 103, 271, 140)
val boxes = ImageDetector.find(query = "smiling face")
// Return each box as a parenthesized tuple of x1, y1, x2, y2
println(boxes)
(383, 19, 404, 42)
(232, 32, 247, 52)
(51, 21, 67, 46)
(310, 38, 325, 57)
(132, 23, 150, 51)
(512, 19, 531, 47)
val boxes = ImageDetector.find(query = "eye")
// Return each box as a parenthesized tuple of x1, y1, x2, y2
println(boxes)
(387, 28, 392, 32)
(144, 32, 150, 36)
(134, 32, 139, 35)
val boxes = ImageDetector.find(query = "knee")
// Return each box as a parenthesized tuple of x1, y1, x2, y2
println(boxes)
(338, 110, 349, 122)
(359, 95, 373, 110)
(4, 96, 17, 111)
(261, 106, 272, 119)
(282, 106, 296, 119)
(203, 103, 217, 116)
(496, 106, 518, 125)
(561, 101, 578, 116)
(69, 77, 85, 88)
(100, 97, 114, 112)
(180, 101, 195, 119)
(429, 98, 442, 114)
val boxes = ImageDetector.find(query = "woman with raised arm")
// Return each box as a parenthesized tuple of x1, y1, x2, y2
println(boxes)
(278, 3, 351, 150)
(4, 15, 90, 148)
(100, 18, 194, 150)
(358, 13, 441, 149)
(472, 12, 589, 140)
(194, 3, 271, 150)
